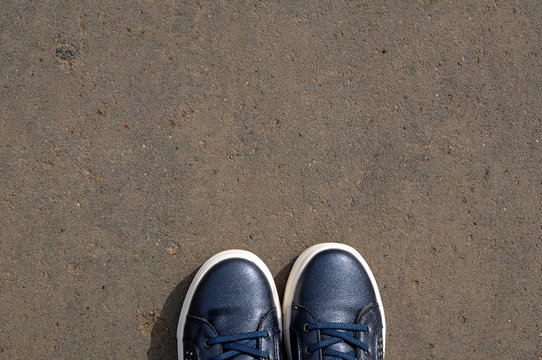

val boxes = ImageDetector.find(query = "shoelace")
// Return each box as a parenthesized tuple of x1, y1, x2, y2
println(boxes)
(304, 322, 370, 360)
(205, 331, 270, 360)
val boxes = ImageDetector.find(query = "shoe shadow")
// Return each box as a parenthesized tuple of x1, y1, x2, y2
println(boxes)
(273, 257, 296, 301)
(147, 268, 198, 360)
(147, 258, 297, 360)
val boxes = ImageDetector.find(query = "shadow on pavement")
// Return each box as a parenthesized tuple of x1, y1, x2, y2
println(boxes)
(147, 268, 198, 360)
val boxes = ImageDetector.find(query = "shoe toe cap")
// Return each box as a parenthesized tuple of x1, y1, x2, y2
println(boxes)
(189, 258, 275, 333)
(293, 249, 378, 322)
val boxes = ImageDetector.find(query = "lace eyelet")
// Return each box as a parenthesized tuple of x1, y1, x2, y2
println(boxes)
(366, 326, 371, 334)
(303, 323, 310, 333)
(203, 338, 210, 348)
(304, 346, 312, 355)
(265, 332, 270, 339)
(364, 349, 371, 356)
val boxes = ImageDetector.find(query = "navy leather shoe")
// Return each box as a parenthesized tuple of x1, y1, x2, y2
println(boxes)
(177, 250, 282, 360)
(283, 244, 385, 360)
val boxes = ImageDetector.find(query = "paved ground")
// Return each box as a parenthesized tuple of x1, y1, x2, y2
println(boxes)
(1, 1, 541, 359)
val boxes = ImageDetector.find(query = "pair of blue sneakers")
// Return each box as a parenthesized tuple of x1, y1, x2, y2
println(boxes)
(177, 243, 385, 360)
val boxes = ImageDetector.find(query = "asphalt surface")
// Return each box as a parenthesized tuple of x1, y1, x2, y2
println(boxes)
(1, 1, 541, 359)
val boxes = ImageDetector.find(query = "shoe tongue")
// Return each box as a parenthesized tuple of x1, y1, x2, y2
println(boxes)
(326, 341, 354, 358)
(208, 307, 261, 360)
(317, 308, 358, 358)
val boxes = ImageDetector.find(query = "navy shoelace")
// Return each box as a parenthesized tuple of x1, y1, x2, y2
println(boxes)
(304, 322, 370, 360)
(205, 331, 270, 360)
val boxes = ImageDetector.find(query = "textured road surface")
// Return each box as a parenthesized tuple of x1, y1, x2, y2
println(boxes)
(1, 1, 541, 359)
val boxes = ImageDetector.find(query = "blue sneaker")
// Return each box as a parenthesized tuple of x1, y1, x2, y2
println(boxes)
(177, 250, 282, 360)
(282, 244, 386, 360)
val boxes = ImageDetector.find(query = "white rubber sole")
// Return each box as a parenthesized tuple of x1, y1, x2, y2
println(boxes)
(282, 243, 386, 360)
(177, 250, 282, 360)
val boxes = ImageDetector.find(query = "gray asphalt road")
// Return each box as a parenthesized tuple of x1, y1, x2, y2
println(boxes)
(1, 1, 541, 359)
